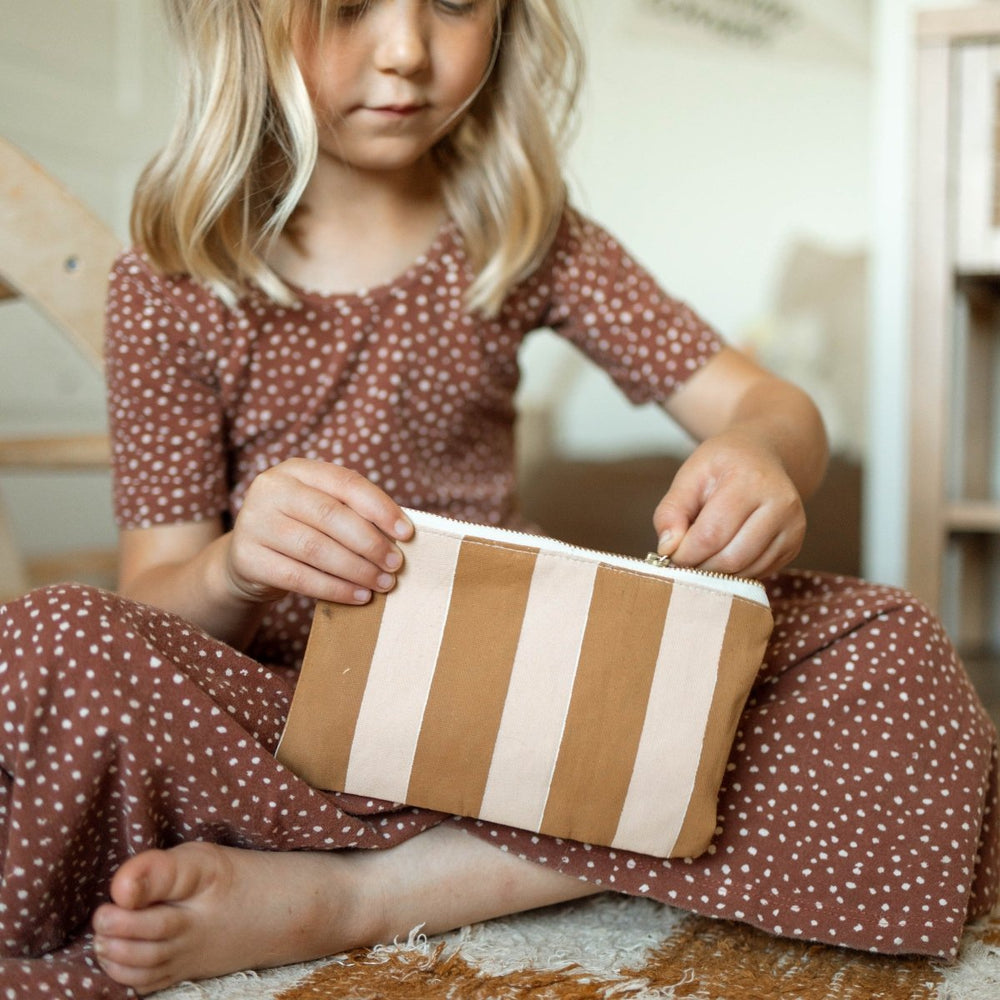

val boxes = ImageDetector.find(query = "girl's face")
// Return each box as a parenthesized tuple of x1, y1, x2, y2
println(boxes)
(293, 0, 499, 176)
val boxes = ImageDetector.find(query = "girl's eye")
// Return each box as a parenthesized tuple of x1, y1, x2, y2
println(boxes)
(435, 0, 481, 15)
(333, 1, 369, 22)
(325, 0, 485, 24)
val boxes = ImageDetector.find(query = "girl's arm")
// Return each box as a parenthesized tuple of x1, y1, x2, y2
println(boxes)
(117, 460, 413, 650)
(657, 346, 829, 578)
(119, 520, 256, 648)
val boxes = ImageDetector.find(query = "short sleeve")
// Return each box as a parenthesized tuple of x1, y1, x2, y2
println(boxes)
(533, 208, 724, 403)
(104, 251, 229, 529)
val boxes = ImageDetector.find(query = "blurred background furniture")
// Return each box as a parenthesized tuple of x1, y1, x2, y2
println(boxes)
(519, 450, 862, 578)
(0, 136, 118, 601)
(909, 6, 1000, 655)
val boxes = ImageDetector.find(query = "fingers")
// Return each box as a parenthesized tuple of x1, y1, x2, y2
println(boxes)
(286, 460, 413, 545)
(675, 504, 802, 577)
(653, 452, 805, 578)
(653, 473, 698, 560)
(228, 460, 414, 605)
(664, 496, 804, 577)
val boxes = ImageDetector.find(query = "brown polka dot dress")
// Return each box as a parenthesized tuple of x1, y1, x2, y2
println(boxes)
(0, 209, 996, 997)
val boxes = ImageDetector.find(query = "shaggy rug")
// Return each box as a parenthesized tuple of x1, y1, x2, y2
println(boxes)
(153, 893, 1000, 1000)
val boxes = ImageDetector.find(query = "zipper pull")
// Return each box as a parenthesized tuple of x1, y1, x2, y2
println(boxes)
(645, 552, 672, 568)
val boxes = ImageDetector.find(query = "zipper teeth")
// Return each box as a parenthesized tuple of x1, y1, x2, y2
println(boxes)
(407, 507, 650, 568)
(403, 507, 768, 602)
(646, 554, 755, 586)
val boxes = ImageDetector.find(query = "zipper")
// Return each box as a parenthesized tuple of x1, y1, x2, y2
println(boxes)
(643, 552, 769, 601)
(402, 507, 768, 607)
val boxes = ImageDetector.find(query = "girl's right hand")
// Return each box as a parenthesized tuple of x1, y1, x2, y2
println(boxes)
(225, 459, 413, 606)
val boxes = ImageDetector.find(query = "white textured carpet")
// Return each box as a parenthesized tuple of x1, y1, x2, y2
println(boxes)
(153, 894, 1000, 1000)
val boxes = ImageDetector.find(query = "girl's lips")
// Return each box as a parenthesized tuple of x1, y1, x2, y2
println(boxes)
(367, 104, 425, 117)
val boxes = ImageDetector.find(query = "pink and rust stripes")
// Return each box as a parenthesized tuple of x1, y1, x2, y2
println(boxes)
(277, 528, 770, 858)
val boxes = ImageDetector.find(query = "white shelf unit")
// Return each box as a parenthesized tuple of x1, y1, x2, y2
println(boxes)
(910, 5, 1000, 651)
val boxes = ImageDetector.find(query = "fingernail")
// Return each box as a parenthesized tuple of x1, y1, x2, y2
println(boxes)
(394, 517, 413, 540)
(354, 588, 372, 603)
(657, 531, 673, 552)
(376, 573, 394, 591)
(384, 551, 402, 571)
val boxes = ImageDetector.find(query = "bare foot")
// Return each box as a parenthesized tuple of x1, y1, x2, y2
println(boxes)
(90, 841, 378, 994)
(90, 827, 598, 994)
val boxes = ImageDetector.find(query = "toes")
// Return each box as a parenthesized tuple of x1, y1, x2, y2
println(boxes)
(92, 906, 186, 994)
(110, 844, 215, 911)
(92, 952, 175, 997)
(92, 843, 237, 993)
(108, 849, 171, 910)
(92, 899, 184, 942)
(94, 932, 174, 968)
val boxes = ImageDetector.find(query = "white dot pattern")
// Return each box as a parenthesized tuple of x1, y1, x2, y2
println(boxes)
(0, 210, 996, 993)
(103, 208, 722, 667)
(0, 575, 996, 995)
(0, 584, 442, 996)
(466, 573, 1000, 961)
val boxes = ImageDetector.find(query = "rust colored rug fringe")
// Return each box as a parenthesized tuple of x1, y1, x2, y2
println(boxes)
(274, 911, 976, 1000)
(623, 915, 941, 1000)
(276, 944, 632, 1000)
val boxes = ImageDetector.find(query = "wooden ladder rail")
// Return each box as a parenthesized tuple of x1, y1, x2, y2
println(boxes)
(0, 137, 121, 599)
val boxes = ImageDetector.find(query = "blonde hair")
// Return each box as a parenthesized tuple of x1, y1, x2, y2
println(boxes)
(133, 0, 583, 315)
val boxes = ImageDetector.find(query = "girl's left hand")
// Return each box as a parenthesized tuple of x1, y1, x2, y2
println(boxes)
(652, 430, 806, 578)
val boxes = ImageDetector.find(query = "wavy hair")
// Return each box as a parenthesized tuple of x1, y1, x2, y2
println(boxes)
(133, 0, 583, 314)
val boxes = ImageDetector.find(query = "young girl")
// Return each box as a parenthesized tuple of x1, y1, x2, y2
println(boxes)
(1, 0, 997, 995)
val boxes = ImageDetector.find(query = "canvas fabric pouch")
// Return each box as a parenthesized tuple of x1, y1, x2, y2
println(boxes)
(276, 507, 773, 859)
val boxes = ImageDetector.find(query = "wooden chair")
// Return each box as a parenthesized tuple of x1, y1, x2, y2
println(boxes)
(0, 136, 121, 600)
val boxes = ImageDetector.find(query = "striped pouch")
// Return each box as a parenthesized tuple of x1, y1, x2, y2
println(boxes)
(276, 507, 773, 859)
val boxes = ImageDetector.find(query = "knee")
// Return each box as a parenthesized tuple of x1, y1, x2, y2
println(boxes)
(873, 586, 959, 666)
(847, 587, 989, 736)
(0, 584, 149, 763)
(1, 583, 128, 692)
(3, 581, 120, 642)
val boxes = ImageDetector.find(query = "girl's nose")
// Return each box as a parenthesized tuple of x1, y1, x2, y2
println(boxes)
(373, 3, 430, 76)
